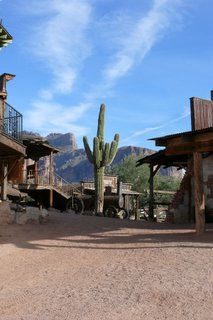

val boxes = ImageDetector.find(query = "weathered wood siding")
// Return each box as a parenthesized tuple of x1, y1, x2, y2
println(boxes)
(190, 97, 213, 130)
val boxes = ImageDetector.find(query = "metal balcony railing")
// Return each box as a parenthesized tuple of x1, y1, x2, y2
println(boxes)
(0, 100, 23, 141)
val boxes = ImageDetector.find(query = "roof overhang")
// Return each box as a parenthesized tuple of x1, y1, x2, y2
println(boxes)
(23, 136, 60, 160)
(0, 23, 13, 48)
(150, 127, 213, 156)
(136, 149, 188, 169)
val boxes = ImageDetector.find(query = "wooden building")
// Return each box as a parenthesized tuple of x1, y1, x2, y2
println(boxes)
(137, 91, 213, 235)
(0, 22, 26, 201)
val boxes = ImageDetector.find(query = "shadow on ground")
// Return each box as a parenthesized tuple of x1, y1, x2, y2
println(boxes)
(0, 211, 212, 250)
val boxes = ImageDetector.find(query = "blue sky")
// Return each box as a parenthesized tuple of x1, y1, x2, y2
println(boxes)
(0, 0, 213, 150)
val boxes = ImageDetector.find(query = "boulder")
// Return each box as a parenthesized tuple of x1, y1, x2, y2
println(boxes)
(16, 207, 40, 224)
(16, 207, 49, 224)
(0, 201, 14, 225)
(39, 208, 49, 223)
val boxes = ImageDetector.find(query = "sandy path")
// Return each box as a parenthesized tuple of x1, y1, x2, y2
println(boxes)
(0, 211, 213, 320)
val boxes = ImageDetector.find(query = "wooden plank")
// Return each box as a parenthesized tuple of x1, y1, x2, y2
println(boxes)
(190, 97, 213, 130)
(166, 140, 213, 155)
(149, 164, 154, 220)
(193, 152, 205, 235)
(1, 162, 8, 200)
(0, 133, 26, 155)
(187, 157, 193, 223)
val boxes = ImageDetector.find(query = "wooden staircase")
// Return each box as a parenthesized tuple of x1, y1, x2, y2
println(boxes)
(18, 170, 82, 211)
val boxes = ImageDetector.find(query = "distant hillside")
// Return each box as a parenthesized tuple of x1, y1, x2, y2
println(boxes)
(23, 131, 181, 182)
(43, 132, 180, 182)
(46, 134, 153, 182)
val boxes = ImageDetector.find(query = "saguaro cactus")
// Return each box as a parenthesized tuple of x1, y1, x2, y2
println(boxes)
(83, 104, 119, 215)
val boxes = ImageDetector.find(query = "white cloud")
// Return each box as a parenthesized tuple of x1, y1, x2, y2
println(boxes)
(121, 110, 190, 144)
(103, 0, 184, 84)
(23, 0, 188, 140)
(27, 0, 92, 98)
(25, 100, 91, 137)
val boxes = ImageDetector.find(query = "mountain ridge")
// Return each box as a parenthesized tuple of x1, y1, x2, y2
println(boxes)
(23, 131, 180, 182)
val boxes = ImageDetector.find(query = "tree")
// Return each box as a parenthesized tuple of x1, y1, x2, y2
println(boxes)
(107, 154, 181, 207)
(107, 154, 149, 190)
(83, 104, 119, 215)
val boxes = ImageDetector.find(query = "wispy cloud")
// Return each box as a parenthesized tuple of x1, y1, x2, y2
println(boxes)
(22, 0, 93, 136)
(83, 0, 185, 103)
(23, 0, 187, 138)
(103, 0, 184, 84)
(27, 0, 92, 99)
(121, 109, 190, 144)
(25, 100, 91, 137)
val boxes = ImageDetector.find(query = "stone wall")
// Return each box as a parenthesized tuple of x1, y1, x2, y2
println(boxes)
(168, 155, 213, 224)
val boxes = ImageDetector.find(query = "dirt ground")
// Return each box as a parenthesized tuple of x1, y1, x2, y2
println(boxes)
(0, 211, 213, 320)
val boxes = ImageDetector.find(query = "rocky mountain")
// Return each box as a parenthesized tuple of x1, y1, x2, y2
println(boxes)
(42, 132, 181, 183)
(44, 133, 152, 182)
(23, 131, 181, 182)
(46, 133, 78, 152)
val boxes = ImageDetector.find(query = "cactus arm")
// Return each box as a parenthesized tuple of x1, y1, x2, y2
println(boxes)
(97, 104, 105, 141)
(114, 133, 119, 143)
(83, 136, 94, 164)
(108, 134, 119, 165)
(102, 142, 110, 167)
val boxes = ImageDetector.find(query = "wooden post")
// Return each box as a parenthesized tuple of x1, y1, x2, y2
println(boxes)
(1, 162, 8, 200)
(34, 160, 38, 184)
(193, 152, 205, 235)
(49, 189, 53, 208)
(49, 151, 53, 185)
(149, 164, 154, 220)
(187, 156, 193, 223)
(49, 151, 53, 208)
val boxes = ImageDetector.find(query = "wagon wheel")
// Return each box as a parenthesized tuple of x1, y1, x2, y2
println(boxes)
(116, 208, 129, 220)
(104, 205, 118, 218)
(66, 197, 84, 214)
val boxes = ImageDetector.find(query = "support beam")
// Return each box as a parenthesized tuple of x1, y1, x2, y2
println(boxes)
(148, 164, 160, 220)
(35, 160, 38, 184)
(49, 189, 53, 208)
(1, 162, 8, 200)
(193, 152, 205, 235)
(49, 151, 53, 185)
(149, 164, 154, 220)
(49, 151, 53, 208)
(187, 157, 193, 223)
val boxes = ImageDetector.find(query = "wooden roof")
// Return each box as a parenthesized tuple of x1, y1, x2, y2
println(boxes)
(23, 136, 60, 160)
(0, 22, 12, 48)
(136, 149, 188, 169)
(150, 127, 213, 156)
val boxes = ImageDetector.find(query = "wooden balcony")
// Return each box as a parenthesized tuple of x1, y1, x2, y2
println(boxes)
(0, 100, 25, 158)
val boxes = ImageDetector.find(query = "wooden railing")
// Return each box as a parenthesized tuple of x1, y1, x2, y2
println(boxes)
(24, 169, 82, 197)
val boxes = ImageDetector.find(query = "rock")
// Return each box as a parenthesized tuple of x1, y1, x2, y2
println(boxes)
(10, 202, 25, 212)
(0, 202, 49, 225)
(0, 201, 14, 225)
(39, 208, 49, 223)
(8, 210, 16, 224)
(16, 207, 40, 224)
